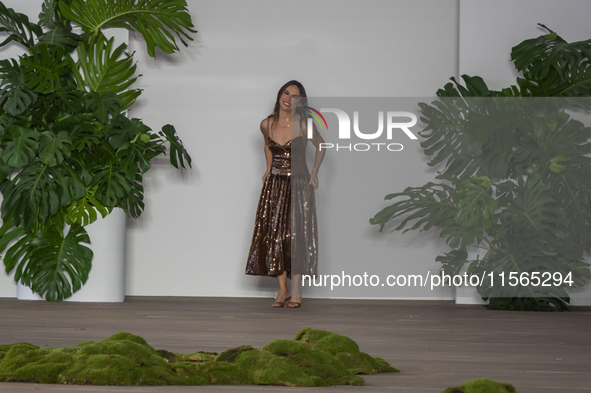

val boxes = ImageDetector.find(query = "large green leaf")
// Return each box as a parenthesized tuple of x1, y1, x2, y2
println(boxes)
(370, 182, 486, 249)
(39, 0, 59, 28)
(20, 44, 70, 94)
(510, 24, 591, 97)
(117, 173, 144, 218)
(160, 124, 191, 169)
(0, 2, 43, 48)
(38, 130, 72, 167)
(454, 177, 497, 229)
(66, 185, 111, 225)
(1, 160, 84, 232)
(49, 85, 84, 113)
(89, 163, 133, 206)
(38, 24, 80, 52)
(0, 112, 15, 135)
(72, 34, 139, 109)
(0, 219, 25, 264)
(108, 115, 149, 150)
(8, 224, 93, 302)
(107, 115, 157, 174)
(499, 179, 568, 247)
(58, 0, 196, 57)
(1, 125, 39, 167)
(85, 91, 122, 123)
(39, 0, 74, 29)
(511, 24, 591, 82)
(0, 59, 38, 116)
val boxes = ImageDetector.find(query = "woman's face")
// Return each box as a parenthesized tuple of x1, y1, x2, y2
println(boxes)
(279, 84, 302, 112)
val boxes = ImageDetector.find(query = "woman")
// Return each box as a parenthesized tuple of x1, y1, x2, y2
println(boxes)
(245, 80, 325, 308)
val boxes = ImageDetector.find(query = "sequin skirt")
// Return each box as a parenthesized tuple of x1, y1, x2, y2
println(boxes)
(245, 173, 318, 278)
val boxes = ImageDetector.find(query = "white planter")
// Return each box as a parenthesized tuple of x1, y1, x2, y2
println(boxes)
(17, 208, 127, 302)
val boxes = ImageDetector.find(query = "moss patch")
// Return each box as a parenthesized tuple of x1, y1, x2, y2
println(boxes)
(295, 327, 398, 374)
(444, 378, 518, 393)
(0, 329, 397, 386)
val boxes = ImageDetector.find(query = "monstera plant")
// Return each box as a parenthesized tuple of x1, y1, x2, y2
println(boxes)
(0, 0, 195, 301)
(371, 25, 591, 311)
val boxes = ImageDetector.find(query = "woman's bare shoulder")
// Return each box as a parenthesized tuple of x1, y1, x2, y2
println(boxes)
(260, 118, 271, 135)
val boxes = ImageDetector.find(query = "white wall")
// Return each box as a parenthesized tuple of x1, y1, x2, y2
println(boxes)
(125, 0, 459, 298)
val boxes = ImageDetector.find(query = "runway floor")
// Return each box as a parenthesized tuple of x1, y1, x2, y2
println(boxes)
(0, 297, 590, 393)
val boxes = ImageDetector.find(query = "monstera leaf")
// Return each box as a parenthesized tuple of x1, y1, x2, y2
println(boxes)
(161, 124, 192, 169)
(58, 0, 196, 57)
(500, 179, 568, 246)
(454, 177, 497, 229)
(71, 34, 139, 110)
(8, 224, 93, 302)
(0, 2, 42, 48)
(0, 59, 38, 116)
(49, 85, 83, 113)
(20, 44, 70, 94)
(511, 24, 591, 97)
(85, 91, 122, 123)
(1, 160, 84, 232)
(90, 164, 133, 206)
(1, 125, 39, 167)
(511, 24, 590, 81)
(118, 173, 145, 218)
(66, 185, 111, 226)
(418, 97, 484, 181)
(37, 24, 80, 51)
(38, 130, 72, 167)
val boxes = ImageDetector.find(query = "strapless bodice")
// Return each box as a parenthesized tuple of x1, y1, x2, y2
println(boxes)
(268, 136, 309, 176)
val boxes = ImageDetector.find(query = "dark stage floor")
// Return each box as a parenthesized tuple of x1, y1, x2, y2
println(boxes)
(0, 297, 590, 392)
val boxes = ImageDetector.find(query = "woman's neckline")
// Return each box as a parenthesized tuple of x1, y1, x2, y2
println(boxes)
(268, 135, 304, 146)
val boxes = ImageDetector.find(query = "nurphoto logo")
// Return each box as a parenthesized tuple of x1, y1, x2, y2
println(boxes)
(305, 107, 419, 152)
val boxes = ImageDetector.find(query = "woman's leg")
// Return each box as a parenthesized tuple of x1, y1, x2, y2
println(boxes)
(288, 274, 302, 307)
(272, 271, 291, 306)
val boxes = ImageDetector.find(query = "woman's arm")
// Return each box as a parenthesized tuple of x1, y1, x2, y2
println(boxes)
(308, 124, 325, 189)
(261, 118, 273, 184)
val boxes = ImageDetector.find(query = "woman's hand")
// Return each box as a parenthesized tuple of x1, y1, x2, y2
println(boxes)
(262, 171, 270, 184)
(309, 170, 319, 190)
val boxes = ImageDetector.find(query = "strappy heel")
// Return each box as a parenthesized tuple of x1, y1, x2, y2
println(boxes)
(272, 295, 291, 308)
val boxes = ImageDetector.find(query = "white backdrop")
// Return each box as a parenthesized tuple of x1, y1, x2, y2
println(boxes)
(1, 0, 591, 301)
(125, 0, 458, 299)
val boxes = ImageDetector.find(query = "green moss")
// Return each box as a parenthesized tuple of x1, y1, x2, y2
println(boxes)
(259, 340, 364, 386)
(176, 351, 217, 363)
(0, 329, 397, 387)
(443, 378, 518, 393)
(235, 348, 327, 387)
(216, 345, 255, 363)
(294, 328, 399, 374)
(155, 349, 176, 362)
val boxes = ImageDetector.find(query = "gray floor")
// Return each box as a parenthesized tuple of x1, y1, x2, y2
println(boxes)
(0, 297, 590, 393)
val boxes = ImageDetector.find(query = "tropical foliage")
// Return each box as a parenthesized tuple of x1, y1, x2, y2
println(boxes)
(0, 0, 195, 301)
(371, 25, 591, 310)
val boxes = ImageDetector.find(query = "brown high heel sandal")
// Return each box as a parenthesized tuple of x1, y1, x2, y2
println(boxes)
(272, 295, 291, 308)
(287, 301, 301, 308)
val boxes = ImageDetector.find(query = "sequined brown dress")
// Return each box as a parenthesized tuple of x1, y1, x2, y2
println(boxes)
(245, 136, 318, 278)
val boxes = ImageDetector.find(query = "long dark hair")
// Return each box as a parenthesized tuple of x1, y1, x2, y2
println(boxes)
(267, 80, 309, 132)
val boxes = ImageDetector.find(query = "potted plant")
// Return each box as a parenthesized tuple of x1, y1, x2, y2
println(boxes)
(370, 25, 591, 311)
(0, 0, 195, 301)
